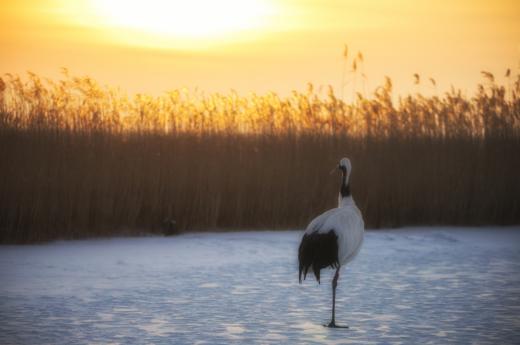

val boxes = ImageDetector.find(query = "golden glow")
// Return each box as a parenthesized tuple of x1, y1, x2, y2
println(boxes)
(86, 0, 278, 49)
(1, 0, 519, 96)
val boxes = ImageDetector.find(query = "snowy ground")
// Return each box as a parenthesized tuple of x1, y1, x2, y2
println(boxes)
(1, 227, 520, 345)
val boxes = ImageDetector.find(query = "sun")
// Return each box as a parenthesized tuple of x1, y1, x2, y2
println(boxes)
(89, 0, 278, 48)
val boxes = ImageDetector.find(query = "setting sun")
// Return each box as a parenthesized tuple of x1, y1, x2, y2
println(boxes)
(88, 0, 278, 48)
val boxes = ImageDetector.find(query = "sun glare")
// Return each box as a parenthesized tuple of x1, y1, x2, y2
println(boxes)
(88, 0, 277, 48)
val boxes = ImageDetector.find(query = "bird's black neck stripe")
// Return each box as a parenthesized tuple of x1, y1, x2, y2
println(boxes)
(340, 167, 351, 198)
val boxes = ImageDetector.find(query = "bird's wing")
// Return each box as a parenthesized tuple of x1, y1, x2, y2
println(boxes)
(304, 208, 340, 235)
(320, 207, 364, 265)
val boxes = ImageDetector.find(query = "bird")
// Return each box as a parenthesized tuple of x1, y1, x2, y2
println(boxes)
(298, 157, 364, 328)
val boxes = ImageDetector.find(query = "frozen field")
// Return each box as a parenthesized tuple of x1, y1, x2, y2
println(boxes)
(1, 228, 520, 344)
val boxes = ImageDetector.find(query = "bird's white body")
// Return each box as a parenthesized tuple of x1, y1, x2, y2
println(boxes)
(304, 196, 364, 266)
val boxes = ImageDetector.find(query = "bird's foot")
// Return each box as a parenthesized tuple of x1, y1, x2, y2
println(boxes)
(324, 321, 349, 329)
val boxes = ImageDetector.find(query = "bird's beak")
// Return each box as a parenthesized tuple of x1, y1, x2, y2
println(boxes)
(329, 165, 339, 175)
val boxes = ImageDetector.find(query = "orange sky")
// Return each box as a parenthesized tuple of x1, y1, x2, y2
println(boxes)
(1, 0, 519, 98)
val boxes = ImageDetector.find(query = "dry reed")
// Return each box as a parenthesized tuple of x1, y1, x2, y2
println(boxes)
(0, 71, 519, 243)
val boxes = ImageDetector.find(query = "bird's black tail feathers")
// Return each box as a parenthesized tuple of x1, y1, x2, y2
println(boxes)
(298, 230, 339, 284)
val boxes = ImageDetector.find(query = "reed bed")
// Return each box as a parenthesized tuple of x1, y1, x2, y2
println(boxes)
(0, 71, 519, 243)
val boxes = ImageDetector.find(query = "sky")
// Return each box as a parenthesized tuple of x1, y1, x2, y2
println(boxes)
(1, 0, 519, 98)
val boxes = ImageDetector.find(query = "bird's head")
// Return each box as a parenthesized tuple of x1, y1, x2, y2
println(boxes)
(338, 157, 351, 176)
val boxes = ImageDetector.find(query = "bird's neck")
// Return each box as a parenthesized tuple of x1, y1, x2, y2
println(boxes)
(338, 195, 354, 208)
(338, 170, 353, 208)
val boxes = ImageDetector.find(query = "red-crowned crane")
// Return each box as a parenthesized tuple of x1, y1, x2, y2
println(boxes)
(298, 157, 364, 328)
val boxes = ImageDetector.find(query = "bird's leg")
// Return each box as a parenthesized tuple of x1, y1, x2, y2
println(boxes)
(328, 267, 339, 326)
(325, 267, 349, 328)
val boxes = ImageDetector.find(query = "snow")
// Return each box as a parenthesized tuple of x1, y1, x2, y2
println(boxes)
(1, 227, 520, 344)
